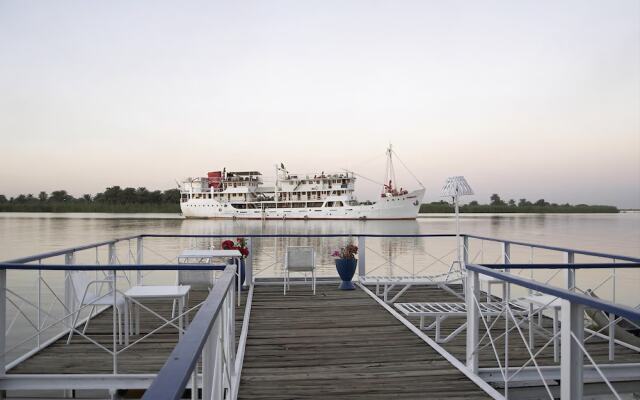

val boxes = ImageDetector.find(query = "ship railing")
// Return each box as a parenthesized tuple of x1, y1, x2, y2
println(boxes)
(141, 265, 243, 400)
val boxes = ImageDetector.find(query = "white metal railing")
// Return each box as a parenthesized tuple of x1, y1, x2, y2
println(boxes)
(142, 265, 245, 400)
(1, 233, 638, 399)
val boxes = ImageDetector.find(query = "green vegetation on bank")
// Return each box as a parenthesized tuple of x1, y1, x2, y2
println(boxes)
(420, 194, 619, 213)
(0, 190, 619, 214)
(0, 187, 181, 213)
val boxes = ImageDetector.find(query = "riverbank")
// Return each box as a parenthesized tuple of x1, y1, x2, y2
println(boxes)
(0, 203, 180, 213)
(0, 203, 621, 214)
(419, 203, 619, 213)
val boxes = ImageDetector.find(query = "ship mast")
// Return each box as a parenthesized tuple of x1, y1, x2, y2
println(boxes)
(274, 164, 279, 206)
(383, 144, 397, 195)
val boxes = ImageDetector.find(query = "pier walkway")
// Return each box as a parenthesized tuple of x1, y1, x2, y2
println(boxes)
(8, 284, 490, 399)
(238, 284, 488, 400)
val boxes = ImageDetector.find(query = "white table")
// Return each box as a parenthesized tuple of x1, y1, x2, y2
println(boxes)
(178, 249, 243, 305)
(178, 249, 243, 262)
(522, 293, 562, 362)
(125, 285, 191, 338)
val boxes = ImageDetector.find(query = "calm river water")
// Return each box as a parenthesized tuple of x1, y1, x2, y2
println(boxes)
(1, 212, 638, 260)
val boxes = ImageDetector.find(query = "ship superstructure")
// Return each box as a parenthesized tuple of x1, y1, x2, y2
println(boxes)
(180, 147, 425, 219)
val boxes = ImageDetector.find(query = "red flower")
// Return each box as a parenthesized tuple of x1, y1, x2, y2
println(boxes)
(221, 240, 234, 250)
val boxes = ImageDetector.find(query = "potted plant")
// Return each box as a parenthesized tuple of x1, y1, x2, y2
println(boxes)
(331, 244, 358, 290)
(221, 238, 249, 286)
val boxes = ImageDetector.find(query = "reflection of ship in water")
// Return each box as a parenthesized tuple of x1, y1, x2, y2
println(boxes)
(177, 218, 455, 278)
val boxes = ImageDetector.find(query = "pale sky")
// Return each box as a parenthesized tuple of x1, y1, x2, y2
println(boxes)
(1, 1, 639, 207)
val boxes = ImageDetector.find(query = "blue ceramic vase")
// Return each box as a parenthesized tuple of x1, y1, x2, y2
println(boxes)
(335, 258, 357, 290)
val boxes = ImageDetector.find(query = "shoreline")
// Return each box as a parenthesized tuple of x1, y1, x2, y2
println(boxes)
(0, 211, 635, 220)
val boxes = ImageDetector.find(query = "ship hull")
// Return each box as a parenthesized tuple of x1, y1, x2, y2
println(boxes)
(181, 189, 425, 220)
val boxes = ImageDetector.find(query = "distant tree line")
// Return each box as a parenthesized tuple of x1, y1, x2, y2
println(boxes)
(420, 194, 619, 214)
(0, 187, 181, 213)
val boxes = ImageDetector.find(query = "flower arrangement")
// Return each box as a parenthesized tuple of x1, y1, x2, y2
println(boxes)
(331, 244, 358, 260)
(221, 238, 249, 258)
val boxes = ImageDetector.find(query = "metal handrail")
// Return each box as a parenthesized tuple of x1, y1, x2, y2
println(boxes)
(4, 232, 638, 265)
(465, 234, 640, 263)
(3, 235, 140, 264)
(0, 263, 228, 271)
(465, 263, 640, 323)
(142, 265, 237, 400)
(479, 262, 640, 269)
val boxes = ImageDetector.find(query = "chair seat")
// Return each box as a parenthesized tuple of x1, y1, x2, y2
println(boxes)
(85, 292, 127, 310)
(522, 293, 562, 309)
(287, 266, 314, 272)
(479, 275, 504, 283)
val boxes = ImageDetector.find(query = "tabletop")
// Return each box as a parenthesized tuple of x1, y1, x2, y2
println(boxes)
(125, 285, 191, 298)
(178, 249, 242, 259)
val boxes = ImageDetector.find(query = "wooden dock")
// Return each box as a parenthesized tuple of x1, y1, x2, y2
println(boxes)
(388, 285, 640, 368)
(6, 282, 638, 399)
(237, 284, 489, 400)
(8, 289, 236, 375)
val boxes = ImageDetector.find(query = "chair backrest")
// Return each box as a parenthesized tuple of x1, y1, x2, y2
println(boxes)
(69, 270, 95, 303)
(286, 246, 315, 271)
(178, 269, 213, 290)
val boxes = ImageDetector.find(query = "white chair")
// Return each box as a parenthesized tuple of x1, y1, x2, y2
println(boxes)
(177, 269, 214, 290)
(284, 246, 316, 295)
(66, 271, 128, 345)
(395, 301, 528, 343)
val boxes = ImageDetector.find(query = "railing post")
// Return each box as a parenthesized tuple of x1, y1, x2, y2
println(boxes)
(462, 235, 469, 268)
(64, 252, 76, 330)
(136, 237, 144, 285)
(465, 268, 480, 374)
(0, 267, 6, 383)
(37, 261, 42, 348)
(502, 241, 511, 266)
(245, 238, 253, 287)
(561, 300, 584, 399)
(108, 242, 116, 264)
(564, 251, 575, 291)
(358, 236, 366, 280)
(108, 243, 117, 293)
(202, 329, 214, 400)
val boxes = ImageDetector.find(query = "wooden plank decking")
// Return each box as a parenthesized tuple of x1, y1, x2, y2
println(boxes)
(237, 284, 489, 400)
(8, 289, 243, 375)
(7, 282, 638, 399)
(387, 285, 640, 368)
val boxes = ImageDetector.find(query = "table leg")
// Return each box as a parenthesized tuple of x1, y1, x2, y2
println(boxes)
(135, 301, 140, 335)
(553, 307, 559, 362)
(179, 296, 184, 339)
(184, 292, 190, 327)
(528, 303, 534, 350)
(124, 299, 129, 346)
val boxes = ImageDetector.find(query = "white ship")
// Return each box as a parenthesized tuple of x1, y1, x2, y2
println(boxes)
(180, 147, 425, 220)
